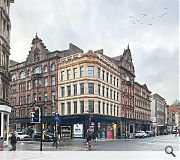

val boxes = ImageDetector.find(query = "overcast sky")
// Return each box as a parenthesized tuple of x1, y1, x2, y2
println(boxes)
(9, 0, 179, 104)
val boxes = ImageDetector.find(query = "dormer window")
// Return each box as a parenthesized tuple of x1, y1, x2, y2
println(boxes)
(34, 48, 40, 62)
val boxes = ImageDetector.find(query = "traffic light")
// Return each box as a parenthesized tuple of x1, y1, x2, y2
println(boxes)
(31, 107, 40, 123)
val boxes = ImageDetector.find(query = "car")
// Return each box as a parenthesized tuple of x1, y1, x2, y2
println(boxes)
(141, 131, 148, 138)
(33, 132, 53, 142)
(9, 132, 30, 141)
(172, 130, 177, 134)
(135, 131, 144, 138)
(146, 131, 155, 137)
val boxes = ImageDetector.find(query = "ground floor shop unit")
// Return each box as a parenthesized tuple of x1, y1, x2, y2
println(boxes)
(10, 114, 152, 139)
(0, 104, 11, 145)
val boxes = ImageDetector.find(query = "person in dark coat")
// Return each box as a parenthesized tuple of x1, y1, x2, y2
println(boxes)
(10, 132, 17, 151)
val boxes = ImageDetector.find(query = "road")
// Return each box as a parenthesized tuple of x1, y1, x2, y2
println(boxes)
(4, 134, 180, 151)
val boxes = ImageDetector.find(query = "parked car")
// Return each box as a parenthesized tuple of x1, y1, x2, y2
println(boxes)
(141, 131, 148, 138)
(135, 131, 144, 138)
(9, 132, 30, 141)
(172, 130, 177, 134)
(135, 131, 147, 138)
(33, 132, 53, 142)
(146, 131, 155, 137)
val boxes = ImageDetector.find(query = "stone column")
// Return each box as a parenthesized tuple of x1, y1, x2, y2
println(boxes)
(1, 112, 4, 138)
(6, 114, 9, 145)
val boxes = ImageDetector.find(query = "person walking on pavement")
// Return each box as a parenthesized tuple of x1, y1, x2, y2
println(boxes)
(53, 134, 58, 148)
(86, 128, 93, 148)
(10, 132, 17, 151)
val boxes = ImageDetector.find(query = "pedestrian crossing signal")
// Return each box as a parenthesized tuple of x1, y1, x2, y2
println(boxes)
(31, 107, 40, 123)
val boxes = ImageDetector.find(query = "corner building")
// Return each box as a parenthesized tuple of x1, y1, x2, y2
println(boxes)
(58, 47, 136, 139)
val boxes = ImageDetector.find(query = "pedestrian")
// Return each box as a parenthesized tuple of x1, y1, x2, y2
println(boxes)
(86, 129, 92, 148)
(53, 134, 58, 148)
(9, 132, 17, 151)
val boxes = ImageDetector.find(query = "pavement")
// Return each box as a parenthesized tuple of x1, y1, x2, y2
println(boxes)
(3, 134, 180, 151)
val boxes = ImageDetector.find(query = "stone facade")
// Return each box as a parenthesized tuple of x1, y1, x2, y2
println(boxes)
(134, 82, 151, 131)
(0, 0, 14, 145)
(58, 50, 121, 117)
(151, 93, 166, 135)
(9, 35, 82, 130)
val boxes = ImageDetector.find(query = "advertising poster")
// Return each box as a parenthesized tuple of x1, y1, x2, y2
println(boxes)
(73, 124, 83, 138)
(61, 126, 71, 138)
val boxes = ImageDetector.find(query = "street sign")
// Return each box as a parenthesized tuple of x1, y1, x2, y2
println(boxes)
(55, 114, 60, 121)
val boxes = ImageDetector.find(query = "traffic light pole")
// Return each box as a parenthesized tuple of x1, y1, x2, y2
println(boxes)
(40, 106, 43, 151)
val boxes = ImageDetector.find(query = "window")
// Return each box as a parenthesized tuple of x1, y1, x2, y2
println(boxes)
(102, 86, 105, 97)
(67, 86, 71, 96)
(103, 102, 105, 114)
(44, 65, 48, 72)
(12, 74, 16, 81)
(67, 102, 71, 114)
(88, 83, 94, 94)
(51, 91, 55, 102)
(44, 108, 48, 116)
(44, 92, 48, 101)
(98, 84, 101, 95)
(74, 101, 77, 114)
(88, 66, 94, 77)
(67, 69, 70, 80)
(51, 76, 56, 86)
(110, 104, 113, 115)
(80, 66, 84, 77)
(110, 89, 112, 99)
(98, 101, 101, 114)
(114, 105, 116, 116)
(114, 77, 116, 86)
(110, 75, 112, 84)
(33, 67, 41, 74)
(117, 79, 119, 87)
(19, 71, 25, 79)
(61, 87, 64, 97)
(61, 103, 65, 115)
(27, 95, 31, 104)
(117, 92, 119, 101)
(27, 81, 31, 90)
(102, 70, 105, 80)
(114, 91, 116, 100)
(106, 72, 109, 82)
(50, 64, 55, 72)
(73, 68, 77, 79)
(106, 88, 109, 98)
(80, 83, 84, 94)
(34, 52, 40, 62)
(61, 71, 64, 81)
(44, 77, 48, 87)
(33, 93, 37, 102)
(33, 79, 37, 88)
(74, 84, 77, 96)
(88, 100, 94, 113)
(80, 101, 84, 113)
(107, 103, 109, 115)
(98, 68, 100, 78)
(117, 106, 119, 116)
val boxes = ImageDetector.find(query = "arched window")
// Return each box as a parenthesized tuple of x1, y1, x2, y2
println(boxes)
(19, 71, 25, 79)
(11, 74, 16, 81)
(33, 66, 42, 74)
